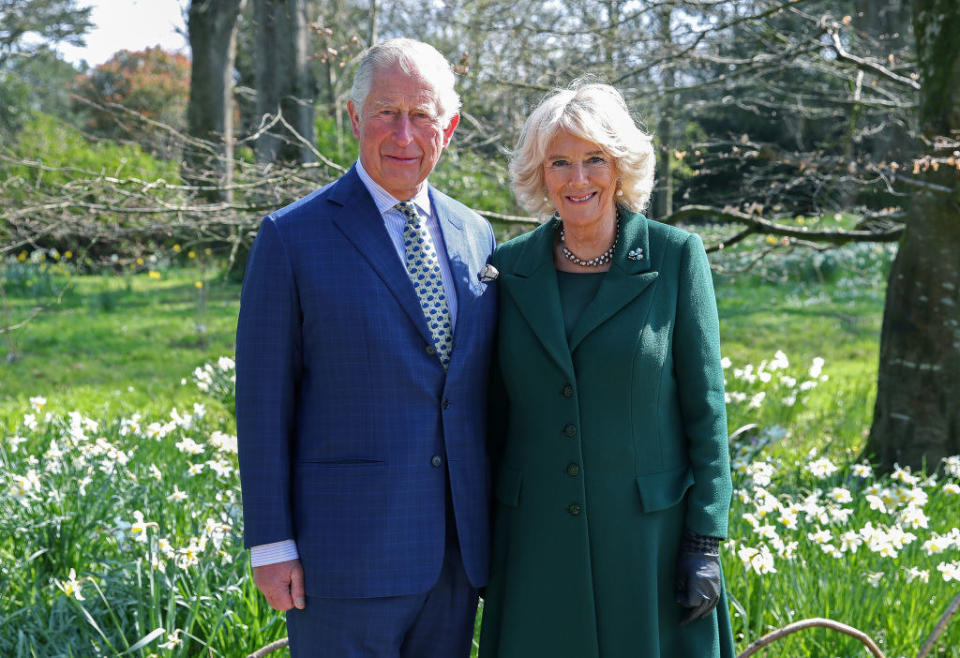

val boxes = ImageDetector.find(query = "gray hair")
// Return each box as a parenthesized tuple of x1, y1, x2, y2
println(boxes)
(510, 82, 655, 215)
(349, 38, 461, 127)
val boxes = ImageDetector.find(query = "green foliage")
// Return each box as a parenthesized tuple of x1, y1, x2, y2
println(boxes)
(0, 47, 79, 130)
(2, 112, 180, 189)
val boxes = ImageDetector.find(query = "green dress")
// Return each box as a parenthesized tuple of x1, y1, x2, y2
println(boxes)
(479, 211, 736, 658)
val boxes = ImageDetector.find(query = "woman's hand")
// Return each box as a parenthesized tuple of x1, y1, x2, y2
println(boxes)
(674, 533, 722, 625)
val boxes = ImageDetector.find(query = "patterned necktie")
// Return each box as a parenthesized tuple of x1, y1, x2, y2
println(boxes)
(396, 201, 453, 369)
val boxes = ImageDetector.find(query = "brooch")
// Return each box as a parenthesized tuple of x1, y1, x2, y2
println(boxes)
(478, 264, 499, 282)
(627, 248, 645, 261)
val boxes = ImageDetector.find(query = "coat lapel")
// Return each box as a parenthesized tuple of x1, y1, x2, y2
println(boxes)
(328, 166, 433, 344)
(501, 219, 576, 380)
(568, 211, 659, 352)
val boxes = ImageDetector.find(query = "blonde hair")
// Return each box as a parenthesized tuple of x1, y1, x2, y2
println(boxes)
(510, 82, 655, 215)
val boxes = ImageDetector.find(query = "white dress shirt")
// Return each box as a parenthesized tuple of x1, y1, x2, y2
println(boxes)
(249, 161, 459, 568)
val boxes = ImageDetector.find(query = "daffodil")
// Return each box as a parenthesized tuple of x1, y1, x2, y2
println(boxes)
(55, 568, 85, 600)
(807, 457, 838, 479)
(936, 561, 960, 583)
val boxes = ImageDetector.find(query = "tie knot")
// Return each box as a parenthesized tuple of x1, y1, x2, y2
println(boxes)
(396, 201, 420, 224)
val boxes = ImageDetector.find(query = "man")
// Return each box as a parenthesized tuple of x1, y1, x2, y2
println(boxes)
(235, 38, 497, 657)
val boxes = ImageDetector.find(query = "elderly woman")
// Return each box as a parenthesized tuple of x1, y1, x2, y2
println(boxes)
(479, 82, 736, 657)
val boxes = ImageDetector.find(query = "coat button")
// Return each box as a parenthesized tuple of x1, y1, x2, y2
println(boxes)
(431, 455, 442, 467)
(425, 344, 436, 356)
(568, 503, 582, 516)
(566, 463, 580, 477)
(563, 424, 577, 438)
(561, 384, 574, 398)
(442, 399, 450, 410)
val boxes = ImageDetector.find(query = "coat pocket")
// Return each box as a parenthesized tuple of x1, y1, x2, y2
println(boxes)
(494, 465, 522, 507)
(635, 464, 694, 513)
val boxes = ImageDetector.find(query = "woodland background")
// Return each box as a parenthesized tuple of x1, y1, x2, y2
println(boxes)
(1, 0, 958, 655)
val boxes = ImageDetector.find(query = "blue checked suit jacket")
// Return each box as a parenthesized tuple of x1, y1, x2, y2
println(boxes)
(235, 165, 497, 598)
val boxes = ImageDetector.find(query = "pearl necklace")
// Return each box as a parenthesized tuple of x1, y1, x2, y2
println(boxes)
(558, 218, 619, 267)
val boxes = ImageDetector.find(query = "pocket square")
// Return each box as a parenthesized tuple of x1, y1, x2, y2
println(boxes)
(478, 264, 499, 282)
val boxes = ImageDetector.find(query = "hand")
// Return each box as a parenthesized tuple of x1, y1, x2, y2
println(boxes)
(674, 549, 721, 625)
(253, 559, 306, 611)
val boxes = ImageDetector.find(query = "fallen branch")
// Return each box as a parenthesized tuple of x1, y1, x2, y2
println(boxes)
(916, 591, 960, 658)
(737, 617, 885, 658)
(247, 637, 288, 658)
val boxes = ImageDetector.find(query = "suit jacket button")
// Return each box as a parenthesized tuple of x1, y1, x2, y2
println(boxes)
(442, 399, 450, 410)
(425, 344, 436, 356)
(566, 463, 580, 477)
(563, 424, 577, 438)
(568, 503, 582, 516)
(561, 384, 574, 398)
(431, 455, 443, 467)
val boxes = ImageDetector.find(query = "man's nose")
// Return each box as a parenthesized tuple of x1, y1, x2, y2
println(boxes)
(392, 115, 414, 144)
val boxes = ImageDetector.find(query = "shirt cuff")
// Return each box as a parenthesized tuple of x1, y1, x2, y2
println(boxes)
(250, 539, 299, 567)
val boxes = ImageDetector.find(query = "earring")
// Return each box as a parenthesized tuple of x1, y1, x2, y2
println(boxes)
(616, 179, 623, 196)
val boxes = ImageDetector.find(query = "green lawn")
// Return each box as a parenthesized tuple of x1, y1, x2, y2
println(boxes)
(1, 265, 239, 418)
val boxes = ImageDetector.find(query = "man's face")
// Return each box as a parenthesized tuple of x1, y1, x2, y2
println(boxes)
(348, 63, 459, 201)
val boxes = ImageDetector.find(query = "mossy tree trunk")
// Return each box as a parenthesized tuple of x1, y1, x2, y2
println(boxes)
(865, 0, 960, 471)
(185, 0, 246, 202)
(253, 0, 316, 165)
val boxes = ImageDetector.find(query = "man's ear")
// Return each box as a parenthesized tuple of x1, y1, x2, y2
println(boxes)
(347, 100, 362, 139)
(441, 113, 460, 148)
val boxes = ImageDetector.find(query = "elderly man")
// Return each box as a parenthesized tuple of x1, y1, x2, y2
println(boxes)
(235, 38, 497, 657)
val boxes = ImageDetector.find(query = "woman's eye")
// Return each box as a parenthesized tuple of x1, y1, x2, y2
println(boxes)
(588, 156, 606, 166)
(550, 160, 569, 168)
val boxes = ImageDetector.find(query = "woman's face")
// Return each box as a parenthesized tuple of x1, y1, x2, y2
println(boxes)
(542, 130, 618, 231)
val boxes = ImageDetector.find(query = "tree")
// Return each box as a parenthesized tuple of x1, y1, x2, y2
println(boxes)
(252, 0, 316, 164)
(0, 46, 77, 132)
(72, 47, 191, 158)
(0, 0, 92, 66)
(186, 0, 246, 201)
(865, 0, 960, 470)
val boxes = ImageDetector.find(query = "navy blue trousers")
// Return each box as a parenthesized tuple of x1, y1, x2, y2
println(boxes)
(286, 492, 479, 657)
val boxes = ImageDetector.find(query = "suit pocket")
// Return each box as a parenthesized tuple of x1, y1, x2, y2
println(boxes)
(635, 464, 694, 513)
(494, 465, 522, 508)
(296, 458, 384, 467)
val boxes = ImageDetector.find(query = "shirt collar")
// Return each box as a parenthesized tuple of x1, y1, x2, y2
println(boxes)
(355, 159, 432, 218)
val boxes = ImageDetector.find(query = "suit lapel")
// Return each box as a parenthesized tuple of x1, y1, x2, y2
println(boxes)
(501, 219, 576, 380)
(568, 211, 659, 352)
(431, 188, 467, 327)
(328, 166, 433, 344)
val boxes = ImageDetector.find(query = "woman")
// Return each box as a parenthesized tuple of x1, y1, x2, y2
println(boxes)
(479, 82, 736, 657)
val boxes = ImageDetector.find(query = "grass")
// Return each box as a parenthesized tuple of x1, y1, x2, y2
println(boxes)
(1, 263, 238, 418)
(3, 234, 957, 657)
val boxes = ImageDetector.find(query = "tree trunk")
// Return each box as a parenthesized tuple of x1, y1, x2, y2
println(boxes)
(368, 0, 378, 46)
(865, 0, 960, 471)
(185, 0, 246, 202)
(653, 7, 674, 220)
(253, 0, 316, 164)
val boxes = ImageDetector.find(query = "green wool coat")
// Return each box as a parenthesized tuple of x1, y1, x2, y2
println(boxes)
(479, 211, 736, 658)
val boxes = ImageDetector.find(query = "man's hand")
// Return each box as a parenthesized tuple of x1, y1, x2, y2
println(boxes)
(253, 559, 306, 611)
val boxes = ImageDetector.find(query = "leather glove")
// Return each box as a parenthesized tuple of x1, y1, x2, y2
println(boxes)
(674, 532, 722, 626)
